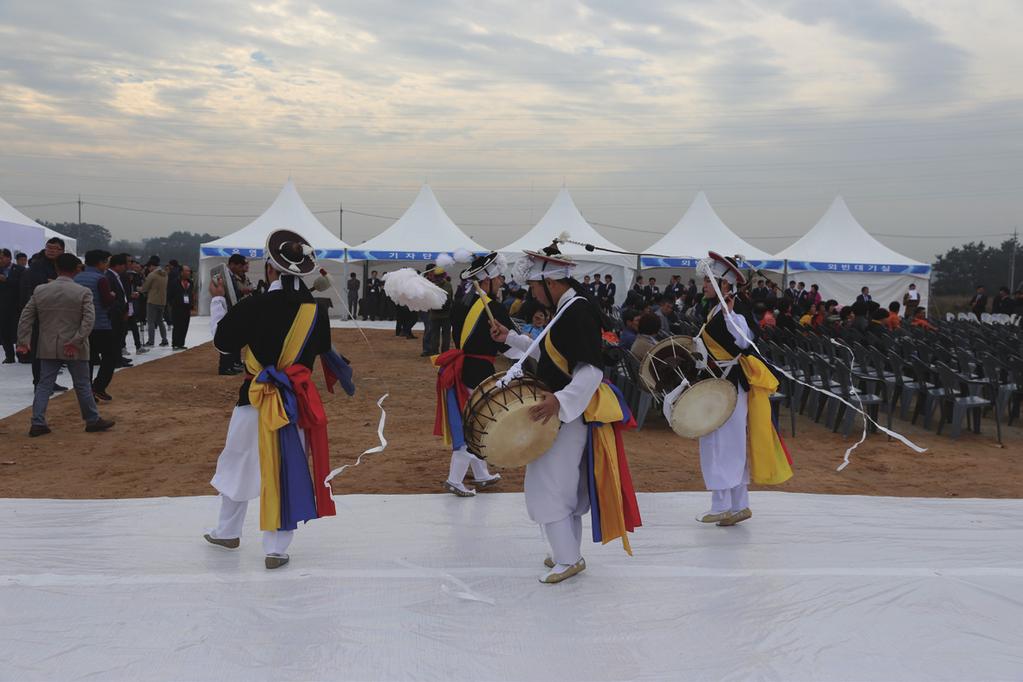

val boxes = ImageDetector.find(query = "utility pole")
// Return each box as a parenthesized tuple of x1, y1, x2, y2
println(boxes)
(339, 201, 343, 242)
(1011, 227, 1018, 292)
(77, 194, 82, 243)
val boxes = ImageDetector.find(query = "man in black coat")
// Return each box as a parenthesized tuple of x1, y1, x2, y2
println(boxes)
(970, 285, 988, 320)
(0, 248, 26, 363)
(168, 265, 194, 349)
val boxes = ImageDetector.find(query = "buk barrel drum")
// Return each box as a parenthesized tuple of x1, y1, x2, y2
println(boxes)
(639, 335, 737, 439)
(463, 371, 560, 468)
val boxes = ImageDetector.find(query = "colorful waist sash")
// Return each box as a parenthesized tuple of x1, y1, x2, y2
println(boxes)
(432, 349, 494, 449)
(244, 303, 353, 531)
(583, 381, 642, 555)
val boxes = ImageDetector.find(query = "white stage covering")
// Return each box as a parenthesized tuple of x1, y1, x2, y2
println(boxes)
(1, 492, 1020, 681)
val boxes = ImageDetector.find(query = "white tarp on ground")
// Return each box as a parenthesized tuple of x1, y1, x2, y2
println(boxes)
(198, 180, 350, 316)
(2, 491, 1020, 681)
(772, 196, 931, 308)
(0, 193, 77, 256)
(500, 188, 635, 306)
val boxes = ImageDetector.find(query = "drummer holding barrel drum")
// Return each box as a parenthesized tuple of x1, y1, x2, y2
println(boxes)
(690, 252, 793, 526)
(486, 242, 640, 584)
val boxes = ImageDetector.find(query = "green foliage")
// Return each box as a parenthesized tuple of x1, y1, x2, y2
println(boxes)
(932, 238, 1021, 296)
(38, 221, 112, 253)
(140, 231, 220, 268)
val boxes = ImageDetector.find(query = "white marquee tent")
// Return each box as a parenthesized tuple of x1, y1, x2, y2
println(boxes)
(640, 191, 779, 279)
(773, 196, 930, 308)
(499, 188, 634, 305)
(197, 180, 350, 316)
(346, 184, 487, 265)
(0, 193, 77, 256)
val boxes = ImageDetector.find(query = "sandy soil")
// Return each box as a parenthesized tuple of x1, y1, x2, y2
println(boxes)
(0, 329, 1020, 499)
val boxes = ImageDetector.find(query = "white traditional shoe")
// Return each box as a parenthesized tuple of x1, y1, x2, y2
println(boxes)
(443, 480, 476, 497)
(467, 473, 502, 489)
(717, 508, 753, 527)
(203, 533, 239, 549)
(265, 553, 290, 569)
(696, 510, 731, 524)
(539, 558, 586, 584)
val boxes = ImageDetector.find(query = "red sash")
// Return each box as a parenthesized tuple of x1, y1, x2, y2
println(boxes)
(284, 365, 336, 518)
(432, 349, 495, 438)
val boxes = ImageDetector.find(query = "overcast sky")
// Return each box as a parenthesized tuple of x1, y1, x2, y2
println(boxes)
(1, 0, 1021, 262)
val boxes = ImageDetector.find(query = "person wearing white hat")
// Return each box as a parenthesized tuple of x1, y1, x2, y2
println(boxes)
(203, 229, 355, 569)
(432, 251, 510, 497)
(491, 242, 640, 584)
(694, 252, 792, 527)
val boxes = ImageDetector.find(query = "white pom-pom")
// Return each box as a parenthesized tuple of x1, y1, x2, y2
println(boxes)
(383, 268, 448, 311)
(557, 231, 571, 243)
(510, 257, 532, 284)
(492, 253, 508, 275)
(452, 248, 473, 263)
(436, 253, 456, 269)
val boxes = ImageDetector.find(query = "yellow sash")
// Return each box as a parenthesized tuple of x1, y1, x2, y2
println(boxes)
(459, 295, 490, 348)
(546, 328, 633, 554)
(700, 311, 793, 486)
(244, 302, 318, 531)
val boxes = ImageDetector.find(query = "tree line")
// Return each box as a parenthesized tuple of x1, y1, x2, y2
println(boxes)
(38, 221, 219, 269)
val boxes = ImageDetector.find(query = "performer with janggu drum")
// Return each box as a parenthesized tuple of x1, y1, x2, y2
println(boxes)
(203, 229, 355, 569)
(490, 243, 640, 584)
(432, 252, 511, 497)
(694, 251, 792, 527)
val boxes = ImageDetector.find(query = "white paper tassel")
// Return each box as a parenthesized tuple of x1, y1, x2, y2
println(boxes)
(510, 256, 532, 284)
(453, 248, 473, 263)
(435, 253, 456, 269)
(557, 231, 571, 243)
(383, 268, 448, 311)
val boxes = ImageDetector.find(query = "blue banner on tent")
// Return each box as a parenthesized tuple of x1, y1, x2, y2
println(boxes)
(201, 247, 346, 259)
(640, 256, 783, 270)
(785, 261, 931, 275)
(345, 250, 480, 261)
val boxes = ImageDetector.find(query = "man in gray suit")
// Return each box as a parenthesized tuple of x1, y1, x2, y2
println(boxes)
(17, 253, 115, 437)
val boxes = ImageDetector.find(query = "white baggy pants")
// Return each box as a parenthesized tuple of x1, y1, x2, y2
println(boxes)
(210, 494, 294, 556)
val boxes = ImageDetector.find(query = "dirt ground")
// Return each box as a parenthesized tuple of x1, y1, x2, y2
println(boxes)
(1, 329, 1020, 500)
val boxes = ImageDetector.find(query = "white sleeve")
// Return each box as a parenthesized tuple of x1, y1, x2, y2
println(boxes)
(554, 363, 604, 423)
(724, 309, 752, 350)
(210, 296, 228, 341)
(504, 330, 539, 359)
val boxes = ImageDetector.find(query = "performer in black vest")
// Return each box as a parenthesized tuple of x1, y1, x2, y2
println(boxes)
(491, 243, 640, 584)
(204, 229, 354, 570)
(433, 252, 514, 496)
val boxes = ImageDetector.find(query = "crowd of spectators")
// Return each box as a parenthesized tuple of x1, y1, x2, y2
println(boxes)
(1, 236, 198, 436)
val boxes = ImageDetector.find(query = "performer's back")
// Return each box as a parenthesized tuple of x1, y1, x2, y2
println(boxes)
(215, 287, 332, 405)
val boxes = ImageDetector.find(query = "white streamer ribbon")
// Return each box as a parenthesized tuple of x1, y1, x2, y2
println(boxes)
(316, 270, 392, 484)
(324, 393, 389, 485)
(699, 272, 926, 470)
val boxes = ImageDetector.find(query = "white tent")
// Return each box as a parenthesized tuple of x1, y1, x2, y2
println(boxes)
(499, 188, 634, 306)
(0, 193, 77, 256)
(346, 184, 487, 263)
(773, 196, 931, 308)
(198, 180, 350, 316)
(640, 191, 780, 282)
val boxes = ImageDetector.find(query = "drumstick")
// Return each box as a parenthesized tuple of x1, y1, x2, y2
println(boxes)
(471, 280, 497, 325)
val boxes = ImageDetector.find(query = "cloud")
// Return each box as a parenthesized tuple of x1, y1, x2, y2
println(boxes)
(0, 0, 1018, 263)
(249, 50, 274, 68)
